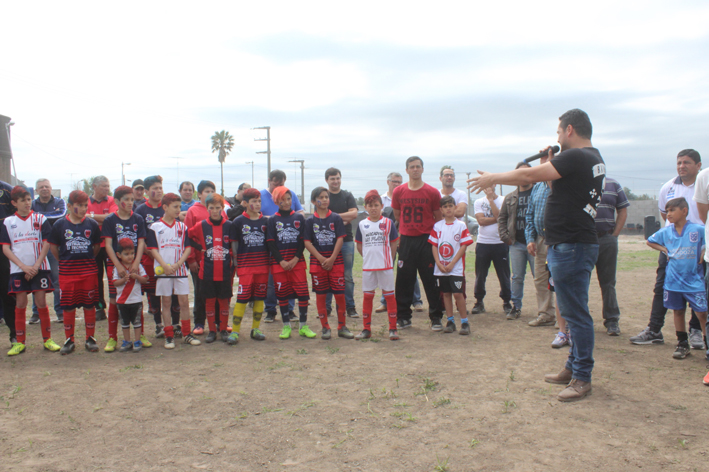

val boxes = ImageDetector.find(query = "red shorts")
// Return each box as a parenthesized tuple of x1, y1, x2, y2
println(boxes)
(272, 269, 309, 301)
(236, 272, 268, 303)
(141, 254, 156, 292)
(310, 265, 345, 295)
(59, 276, 99, 310)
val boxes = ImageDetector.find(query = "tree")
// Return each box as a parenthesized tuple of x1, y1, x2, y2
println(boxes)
(211, 130, 234, 196)
(623, 186, 652, 201)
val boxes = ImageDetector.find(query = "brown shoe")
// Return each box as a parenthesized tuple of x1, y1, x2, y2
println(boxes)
(528, 313, 555, 327)
(544, 368, 573, 385)
(557, 379, 592, 402)
(374, 304, 387, 313)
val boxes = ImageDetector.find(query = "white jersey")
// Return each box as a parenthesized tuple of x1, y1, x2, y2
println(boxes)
(355, 216, 399, 271)
(440, 188, 468, 221)
(692, 169, 709, 261)
(660, 176, 699, 226)
(0, 211, 51, 274)
(474, 196, 505, 244)
(113, 264, 147, 304)
(429, 219, 473, 277)
(146, 219, 191, 277)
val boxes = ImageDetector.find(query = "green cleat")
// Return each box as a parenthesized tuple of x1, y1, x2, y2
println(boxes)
(104, 337, 117, 353)
(227, 332, 239, 345)
(139, 334, 152, 348)
(299, 325, 317, 338)
(8, 342, 25, 356)
(44, 339, 61, 352)
(279, 325, 292, 340)
(250, 329, 266, 341)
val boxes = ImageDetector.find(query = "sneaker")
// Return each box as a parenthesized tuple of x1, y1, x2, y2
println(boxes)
(119, 340, 133, 352)
(7, 342, 25, 356)
(184, 334, 201, 346)
(299, 325, 317, 338)
(431, 320, 443, 332)
(443, 321, 456, 333)
(606, 320, 621, 336)
(544, 368, 573, 385)
(321, 328, 332, 340)
(338, 326, 354, 339)
(375, 304, 387, 313)
(43, 339, 61, 352)
(506, 307, 521, 320)
(689, 328, 705, 350)
(60, 338, 75, 355)
(95, 309, 107, 321)
(54, 315, 64, 324)
(155, 325, 165, 339)
(28, 314, 40, 325)
(629, 327, 664, 345)
(471, 301, 485, 314)
(263, 312, 277, 323)
(355, 329, 371, 340)
(551, 331, 569, 349)
(250, 329, 266, 341)
(397, 319, 412, 329)
(279, 325, 292, 340)
(220, 330, 230, 343)
(192, 325, 205, 335)
(85, 336, 99, 352)
(133, 340, 142, 353)
(459, 322, 470, 335)
(347, 307, 360, 318)
(389, 329, 400, 340)
(528, 314, 556, 327)
(164, 337, 176, 349)
(413, 302, 424, 312)
(227, 332, 239, 345)
(502, 302, 513, 315)
(557, 379, 592, 402)
(104, 337, 117, 353)
(173, 326, 183, 339)
(673, 342, 690, 359)
(139, 335, 152, 348)
(205, 331, 217, 343)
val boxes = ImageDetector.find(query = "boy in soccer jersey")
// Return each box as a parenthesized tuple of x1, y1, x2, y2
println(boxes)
(647, 197, 707, 362)
(355, 190, 400, 341)
(305, 187, 352, 340)
(430, 196, 474, 335)
(102, 185, 151, 352)
(112, 238, 148, 352)
(48, 190, 102, 355)
(188, 194, 233, 344)
(1, 186, 60, 355)
(147, 193, 201, 348)
(267, 187, 312, 340)
(228, 188, 268, 344)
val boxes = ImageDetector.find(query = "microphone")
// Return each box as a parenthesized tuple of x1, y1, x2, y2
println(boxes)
(524, 146, 560, 163)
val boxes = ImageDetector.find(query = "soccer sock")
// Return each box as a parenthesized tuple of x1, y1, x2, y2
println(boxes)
(181, 319, 192, 336)
(252, 300, 264, 330)
(384, 292, 397, 330)
(448, 316, 455, 323)
(316, 293, 330, 329)
(108, 302, 119, 341)
(299, 303, 308, 324)
(84, 307, 96, 339)
(335, 294, 346, 329)
(14, 307, 26, 344)
(677, 331, 688, 343)
(64, 309, 76, 342)
(218, 298, 230, 331)
(279, 301, 291, 325)
(164, 325, 174, 338)
(232, 303, 246, 334)
(38, 306, 51, 341)
(461, 317, 469, 324)
(205, 298, 217, 332)
(363, 291, 375, 331)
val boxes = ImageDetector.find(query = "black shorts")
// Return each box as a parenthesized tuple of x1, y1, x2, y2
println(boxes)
(9, 270, 54, 294)
(118, 302, 143, 328)
(200, 279, 233, 300)
(436, 275, 465, 294)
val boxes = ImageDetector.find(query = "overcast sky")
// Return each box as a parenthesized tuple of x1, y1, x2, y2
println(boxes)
(3, 1, 709, 203)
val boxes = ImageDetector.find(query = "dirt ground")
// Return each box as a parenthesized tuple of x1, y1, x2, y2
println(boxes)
(1, 235, 709, 471)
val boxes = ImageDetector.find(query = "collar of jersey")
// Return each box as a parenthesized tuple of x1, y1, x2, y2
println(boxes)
(15, 210, 34, 221)
(314, 210, 332, 219)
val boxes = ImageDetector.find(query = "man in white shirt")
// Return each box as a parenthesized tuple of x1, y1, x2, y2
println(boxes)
(439, 166, 468, 220)
(381, 172, 402, 208)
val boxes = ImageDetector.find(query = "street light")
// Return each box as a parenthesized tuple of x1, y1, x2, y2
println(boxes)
(122, 162, 131, 185)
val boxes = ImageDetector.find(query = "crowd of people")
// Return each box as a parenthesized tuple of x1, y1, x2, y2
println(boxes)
(1, 108, 706, 403)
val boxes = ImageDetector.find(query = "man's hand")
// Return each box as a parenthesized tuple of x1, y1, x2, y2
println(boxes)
(483, 186, 496, 200)
(467, 170, 495, 194)
(527, 242, 536, 256)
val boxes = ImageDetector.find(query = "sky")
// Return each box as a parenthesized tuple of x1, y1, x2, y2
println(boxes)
(2, 0, 709, 204)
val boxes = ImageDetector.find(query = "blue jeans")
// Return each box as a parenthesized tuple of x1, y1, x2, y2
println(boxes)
(327, 241, 355, 310)
(509, 241, 534, 309)
(32, 251, 62, 316)
(547, 242, 599, 383)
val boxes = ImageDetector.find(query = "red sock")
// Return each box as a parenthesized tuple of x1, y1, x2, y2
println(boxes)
(334, 294, 346, 329)
(316, 293, 329, 329)
(363, 291, 374, 331)
(218, 298, 230, 330)
(14, 307, 26, 344)
(181, 319, 191, 335)
(384, 292, 397, 330)
(38, 306, 51, 341)
(64, 309, 76, 342)
(108, 302, 119, 341)
(164, 325, 174, 338)
(84, 307, 96, 339)
(205, 298, 217, 332)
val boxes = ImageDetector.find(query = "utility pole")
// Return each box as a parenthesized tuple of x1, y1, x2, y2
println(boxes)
(122, 162, 131, 186)
(288, 159, 305, 204)
(168, 156, 185, 185)
(466, 172, 471, 225)
(253, 126, 271, 183)
(245, 161, 254, 187)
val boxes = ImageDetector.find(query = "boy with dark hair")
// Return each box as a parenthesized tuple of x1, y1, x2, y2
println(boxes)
(647, 197, 707, 361)
(305, 186, 351, 339)
(112, 238, 148, 352)
(430, 195, 474, 335)
(1, 186, 59, 355)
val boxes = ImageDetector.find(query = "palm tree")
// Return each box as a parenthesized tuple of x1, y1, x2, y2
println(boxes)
(211, 130, 234, 196)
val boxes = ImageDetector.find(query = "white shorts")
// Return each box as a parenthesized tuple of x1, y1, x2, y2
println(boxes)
(155, 277, 190, 297)
(362, 269, 395, 293)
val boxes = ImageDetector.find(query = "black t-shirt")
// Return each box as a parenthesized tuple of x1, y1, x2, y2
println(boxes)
(515, 188, 532, 244)
(328, 190, 357, 242)
(544, 147, 606, 246)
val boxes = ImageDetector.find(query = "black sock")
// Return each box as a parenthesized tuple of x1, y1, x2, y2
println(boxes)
(299, 305, 308, 323)
(677, 331, 688, 343)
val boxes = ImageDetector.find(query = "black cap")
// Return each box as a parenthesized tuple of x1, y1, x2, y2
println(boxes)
(132, 179, 145, 189)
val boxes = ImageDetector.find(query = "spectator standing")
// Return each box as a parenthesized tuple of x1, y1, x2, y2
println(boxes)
(132, 179, 146, 209)
(87, 175, 118, 320)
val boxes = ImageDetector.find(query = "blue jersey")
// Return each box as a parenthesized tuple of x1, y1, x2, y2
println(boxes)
(304, 210, 346, 271)
(230, 213, 269, 276)
(135, 201, 164, 230)
(648, 222, 705, 292)
(101, 212, 146, 255)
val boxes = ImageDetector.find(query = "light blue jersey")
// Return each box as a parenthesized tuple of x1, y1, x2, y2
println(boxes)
(648, 221, 705, 293)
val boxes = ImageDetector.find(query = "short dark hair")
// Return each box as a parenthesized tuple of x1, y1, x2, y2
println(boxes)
(325, 167, 341, 180)
(197, 180, 216, 194)
(242, 188, 260, 203)
(269, 170, 286, 183)
(678, 149, 701, 164)
(406, 156, 423, 168)
(666, 197, 689, 212)
(143, 175, 163, 190)
(440, 165, 454, 177)
(179, 181, 194, 192)
(559, 108, 592, 139)
(440, 195, 456, 207)
(113, 185, 133, 201)
(237, 182, 250, 191)
(311, 186, 329, 203)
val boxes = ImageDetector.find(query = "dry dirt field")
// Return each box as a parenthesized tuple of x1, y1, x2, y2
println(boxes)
(1, 235, 708, 471)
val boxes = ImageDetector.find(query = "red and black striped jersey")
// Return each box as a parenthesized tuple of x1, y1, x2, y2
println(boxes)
(267, 211, 306, 273)
(0, 211, 52, 274)
(230, 213, 269, 276)
(48, 215, 101, 281)
(304, 210, 346, 272)
(188, 217, 233, 282)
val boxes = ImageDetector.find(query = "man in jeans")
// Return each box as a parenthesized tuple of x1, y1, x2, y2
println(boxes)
(498, 162, 534, 320)
(593, 178, 629, 336)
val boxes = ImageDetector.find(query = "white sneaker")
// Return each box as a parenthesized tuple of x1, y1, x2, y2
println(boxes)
(164, 337, 175, 349)
(374, 304, 387, 313)
(551, 332, 569, 349)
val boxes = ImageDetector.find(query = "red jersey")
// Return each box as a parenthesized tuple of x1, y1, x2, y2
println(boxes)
(88, 195, 118, 248)
(184, 202, 227, 266)
(391, 182, 441, 236)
